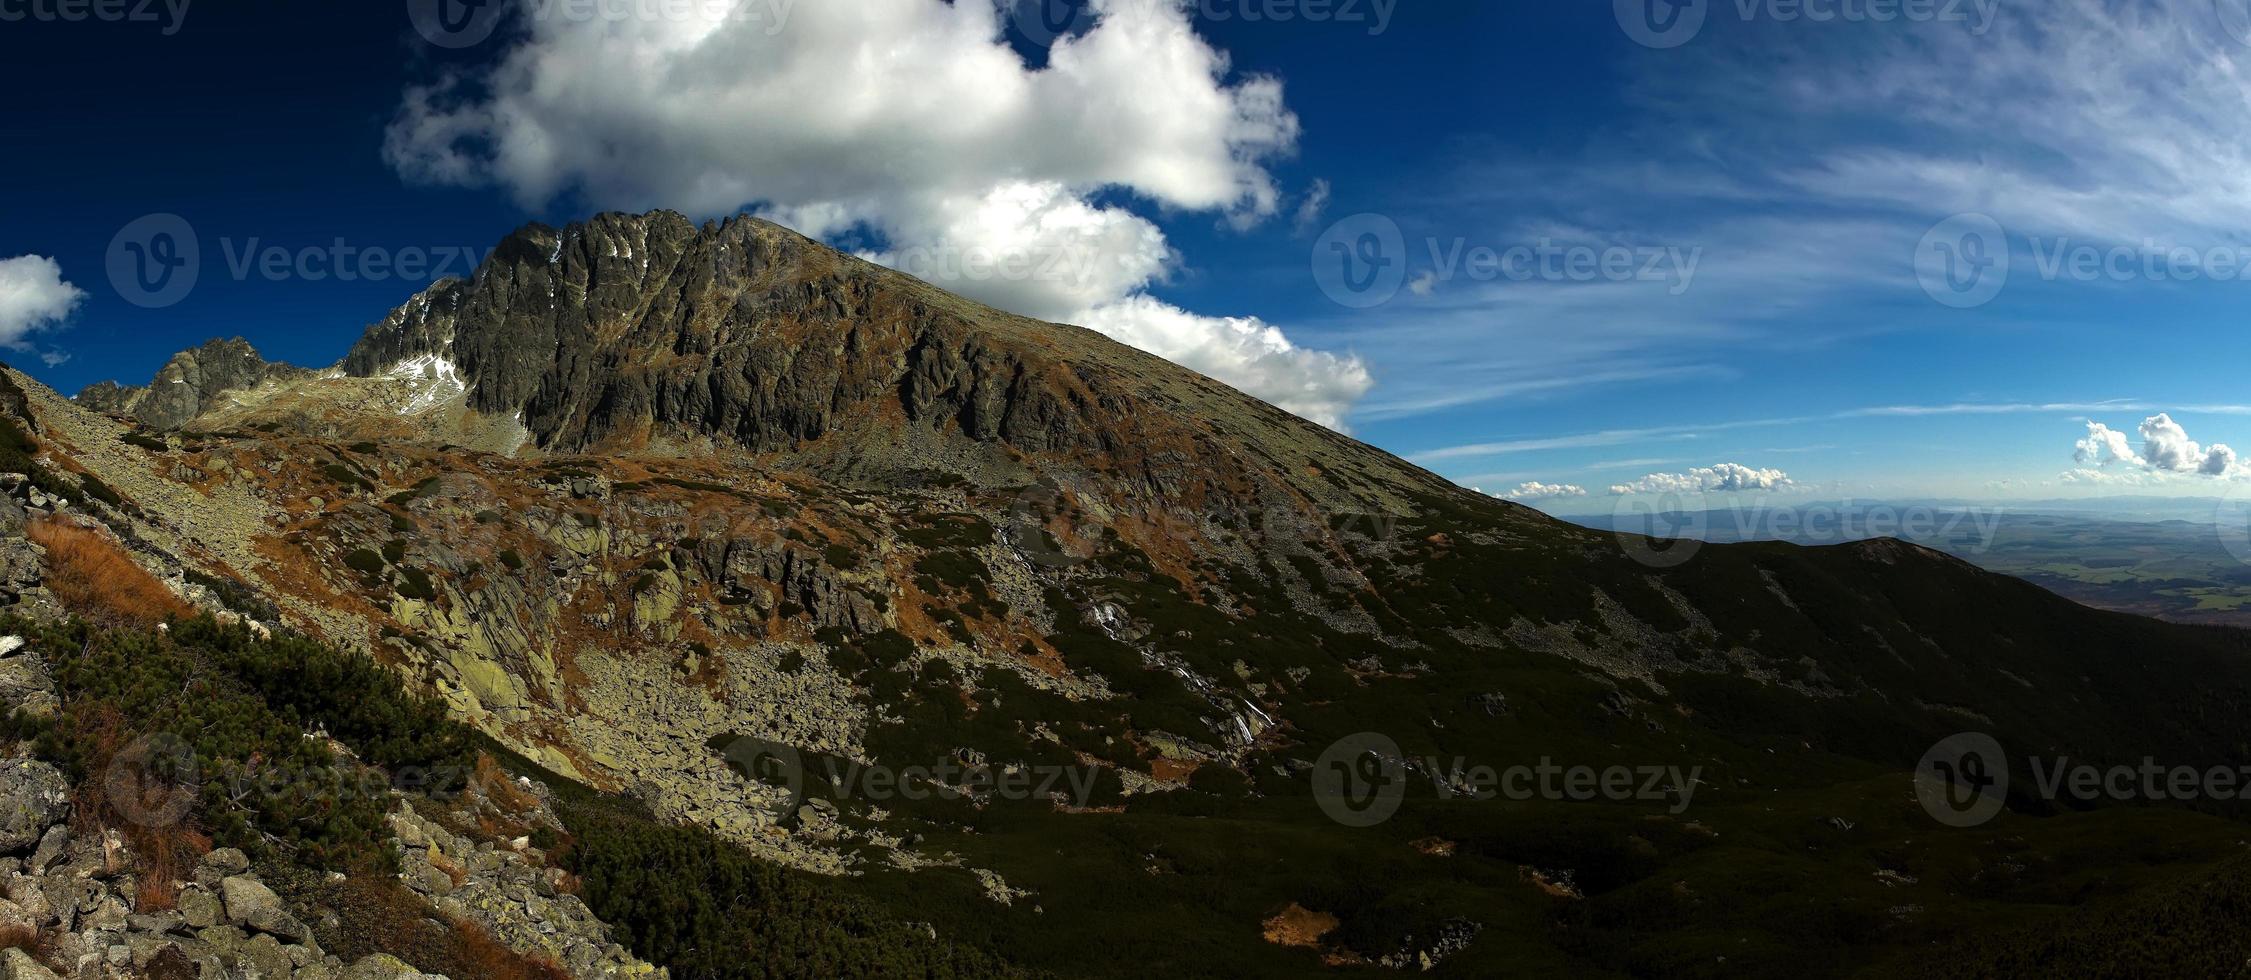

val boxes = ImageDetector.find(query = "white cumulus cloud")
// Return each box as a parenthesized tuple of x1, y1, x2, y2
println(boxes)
(1610, 463, 1793, 496)
(1492, 481, 1588, 502)
(0, 256, 84, 350)
(384, 0, 1366, 427)
(1072, 295, 1371, 431)
(2073, 414, 2241, 478)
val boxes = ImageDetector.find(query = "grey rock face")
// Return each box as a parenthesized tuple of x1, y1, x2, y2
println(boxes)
(325, 210, 1446, 534)
(0, 759, 68, 854)
(71, 381, 139, 416)
(680, 536, 876, 633)
(340, 213, 1137, 461)
(74, 338, 312, 431)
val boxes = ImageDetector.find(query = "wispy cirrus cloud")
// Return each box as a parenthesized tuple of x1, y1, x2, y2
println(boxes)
(1336, 0, 2251, 441)
(1413, 400, 2225, 463)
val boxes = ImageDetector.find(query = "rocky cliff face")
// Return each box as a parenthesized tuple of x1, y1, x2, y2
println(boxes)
(332, 212, 1446, 517)
(76, 339, 313, 431)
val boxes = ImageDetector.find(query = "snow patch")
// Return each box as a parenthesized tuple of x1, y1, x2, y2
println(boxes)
(385, 354, 467, 416)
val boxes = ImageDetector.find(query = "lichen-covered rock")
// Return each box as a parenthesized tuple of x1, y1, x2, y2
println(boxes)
(0, 760, 68, 854)
(390, 808, 663, 980)
(178, 886, 222, 929)
(0, 948, 55, 980)
(204, 847, 252, 875)
(220, 876, 284, 928)
(338, 953, 432, 980)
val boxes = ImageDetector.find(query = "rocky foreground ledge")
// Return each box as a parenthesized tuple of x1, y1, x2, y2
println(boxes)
(0, 624, 666, 980)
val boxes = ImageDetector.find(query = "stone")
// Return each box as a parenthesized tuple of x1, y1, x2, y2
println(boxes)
(126, 935, 175, 969)
(95, 829, 131, 879)
(338, 954, 424, 980)
(202, 848, 251, 875)
(194, 924, 244, 958)
(26, 827, 64, 875)
(0, 949, 55, 980)
(412, 863, 453, 897)
(177, 887, 222, 929)
(81, 894, 127, 933)
(219, 876, 283, 927)
(127, 910, 184, 935)
(0, 761, 69, 854)
(245, 905, 312, 944)
(239, 933, 294, 980)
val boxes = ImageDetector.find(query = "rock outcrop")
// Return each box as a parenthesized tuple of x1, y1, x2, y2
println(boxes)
(325, 211, 1445, 519)
(388, 808, 662, 980)
(75, 339, 312, 431)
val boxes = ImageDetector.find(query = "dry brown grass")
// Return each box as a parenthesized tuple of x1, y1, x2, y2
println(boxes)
(61, 705, 212, 912)
(473, 754, 541, 814)
(315, 875, 571, 980)
(25, 518, 192, 628)
(450, 916, 571, 980)
(1261, 903, 1340, 949)
(0, 909, 60, 974)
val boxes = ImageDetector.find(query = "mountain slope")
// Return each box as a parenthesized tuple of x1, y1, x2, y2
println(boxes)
(34, 210, 2251, 976)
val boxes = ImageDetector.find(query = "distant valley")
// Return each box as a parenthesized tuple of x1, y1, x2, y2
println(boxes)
(1574, 499, 2251, 628)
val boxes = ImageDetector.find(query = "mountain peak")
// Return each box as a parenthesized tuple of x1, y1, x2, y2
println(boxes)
(73, 336, 309, 429)
(318, 210, 1449, 514)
